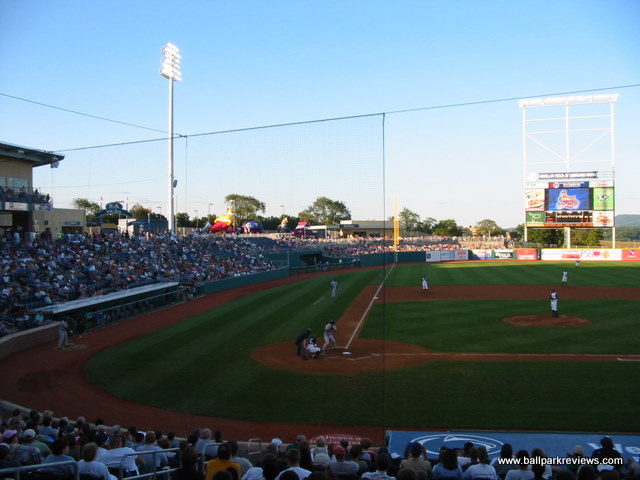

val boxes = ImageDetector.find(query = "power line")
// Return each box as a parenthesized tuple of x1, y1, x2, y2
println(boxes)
(384, 83, 640, 115)
(0, 92, 171, 135)
(5, 83, 639, 153)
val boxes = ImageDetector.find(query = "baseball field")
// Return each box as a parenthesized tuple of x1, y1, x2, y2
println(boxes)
(80, 260, 640, 434)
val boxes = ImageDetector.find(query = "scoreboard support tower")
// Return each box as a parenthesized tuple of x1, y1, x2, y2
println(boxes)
(520, 94, 618, 248)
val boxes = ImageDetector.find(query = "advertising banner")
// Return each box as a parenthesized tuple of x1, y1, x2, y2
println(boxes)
(579, 249, 622, 261)
(516, 249, 538, 261)
(541, 249, 622, 261)
(387, 430, 640, 463)
(438, 250, 468, 262)
(470, 250, 492, 260)
(7, 202, 29, 211)
(454, 250, 469, 261)
(541, 249, 581, 261)
(424, 251, 442, 263)
(622, 249, 640, 261)
(492, 250, 515, 260)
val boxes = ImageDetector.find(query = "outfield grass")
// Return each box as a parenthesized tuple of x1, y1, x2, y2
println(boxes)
(86, 261, 640, 431)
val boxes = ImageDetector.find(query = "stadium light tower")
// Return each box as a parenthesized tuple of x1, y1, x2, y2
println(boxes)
(160, 42, 182, 234)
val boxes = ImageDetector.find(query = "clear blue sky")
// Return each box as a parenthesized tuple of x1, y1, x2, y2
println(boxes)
(1, 0, 639, 228)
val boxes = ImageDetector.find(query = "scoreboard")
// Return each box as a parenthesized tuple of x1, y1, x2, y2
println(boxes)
(525, 180, 614, 228)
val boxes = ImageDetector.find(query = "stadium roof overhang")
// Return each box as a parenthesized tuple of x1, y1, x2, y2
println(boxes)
(0, 142, 65, 168)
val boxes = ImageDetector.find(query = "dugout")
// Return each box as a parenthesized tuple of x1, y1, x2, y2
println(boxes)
(30, 282, 182, 333)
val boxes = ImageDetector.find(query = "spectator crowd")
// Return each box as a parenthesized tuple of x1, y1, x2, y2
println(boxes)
(1, 409, 638, 480)
(0, 232, 278, 335)
(1, 229, 497, 337)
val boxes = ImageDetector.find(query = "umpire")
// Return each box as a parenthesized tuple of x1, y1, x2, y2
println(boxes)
(295, 328, 312, 360)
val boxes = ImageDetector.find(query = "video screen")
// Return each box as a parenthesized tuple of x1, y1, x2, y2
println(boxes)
(547, 188, 591, 211)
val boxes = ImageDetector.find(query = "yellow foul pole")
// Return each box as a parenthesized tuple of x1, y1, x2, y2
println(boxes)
(393, 197, 400, 247)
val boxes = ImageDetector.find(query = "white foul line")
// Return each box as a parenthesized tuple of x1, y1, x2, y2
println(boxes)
(345, 264, 396, 350)
(313, 296, 325, 306)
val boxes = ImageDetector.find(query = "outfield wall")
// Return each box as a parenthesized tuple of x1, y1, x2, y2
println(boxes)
(467, 248, 640, 262)
(200, 267, 290, 294)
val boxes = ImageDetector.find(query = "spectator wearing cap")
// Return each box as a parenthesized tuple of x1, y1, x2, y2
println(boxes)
(274, 448, 310, 480)
(11, 429, 42, 465)
(205, 443, 241, 480)
(362, 452, 396, 480)
(40, 439, 76, 477)
(1, 429, 19, 446)
(504, 451, 533, 480)
(79, 442, 118, 480)
(329, 445, 360, 478)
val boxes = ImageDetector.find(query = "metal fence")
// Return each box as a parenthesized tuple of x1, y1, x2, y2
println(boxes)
(0, 448, 181, 480)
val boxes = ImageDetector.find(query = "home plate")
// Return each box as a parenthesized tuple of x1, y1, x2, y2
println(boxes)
(342, 351, 352, 355)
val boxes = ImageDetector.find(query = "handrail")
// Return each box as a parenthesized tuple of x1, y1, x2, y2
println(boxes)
(0, 460, 79, 480)
(115, 447, 180, 480)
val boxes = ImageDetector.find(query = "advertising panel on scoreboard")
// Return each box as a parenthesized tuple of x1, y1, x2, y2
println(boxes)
(525, 189, 545, 211)
(593, 211, 615, 227)
(546, 188, 591, 211)
(526, 211, 545, 226)
(592, 187, 615, 211)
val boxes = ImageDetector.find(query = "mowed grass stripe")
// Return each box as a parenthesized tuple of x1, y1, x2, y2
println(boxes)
(379, 361, 640, 431)
(364, 300, 640, 354)
(389, 261, 640, 287)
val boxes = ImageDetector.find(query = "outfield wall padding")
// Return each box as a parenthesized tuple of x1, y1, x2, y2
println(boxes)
(200, 267, 290, 294)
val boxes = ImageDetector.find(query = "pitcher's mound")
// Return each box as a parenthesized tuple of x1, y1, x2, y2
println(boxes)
(505, 314, 591, 327)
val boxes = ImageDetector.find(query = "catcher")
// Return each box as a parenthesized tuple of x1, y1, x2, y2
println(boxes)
(306, 336, 322, 359)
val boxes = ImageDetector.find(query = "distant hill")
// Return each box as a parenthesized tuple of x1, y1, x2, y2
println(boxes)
(615, 215, 640, 227)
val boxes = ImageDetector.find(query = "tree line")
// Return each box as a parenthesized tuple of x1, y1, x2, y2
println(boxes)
(72, 196, 635, 245)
